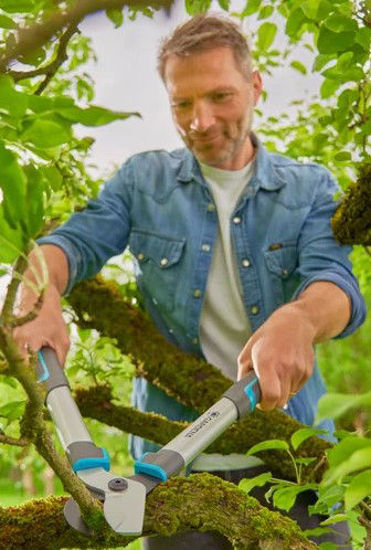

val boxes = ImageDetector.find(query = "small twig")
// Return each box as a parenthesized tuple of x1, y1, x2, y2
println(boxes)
(0, 248, 30, 324)
(307, 453, 328, 482)
(10, 22, 79, 93)
(0, 433, 30, 447)
(10, 289, 45, 328)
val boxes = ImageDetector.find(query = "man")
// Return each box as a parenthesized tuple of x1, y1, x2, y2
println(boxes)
(15, 14, 365, 549)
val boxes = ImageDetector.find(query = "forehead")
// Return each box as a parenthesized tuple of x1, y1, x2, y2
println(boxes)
(164, 47, 248, 96)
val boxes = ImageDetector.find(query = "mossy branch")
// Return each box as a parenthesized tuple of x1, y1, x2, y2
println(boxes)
(331, 163, 371, 246)
(0, 475, 318, 550)
(68, 278, 331, 482)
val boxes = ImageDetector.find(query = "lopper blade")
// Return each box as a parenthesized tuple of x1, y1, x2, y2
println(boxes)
(103, 479, 147, 535)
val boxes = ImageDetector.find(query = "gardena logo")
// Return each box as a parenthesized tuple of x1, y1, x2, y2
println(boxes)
(184, 411, 220, 438)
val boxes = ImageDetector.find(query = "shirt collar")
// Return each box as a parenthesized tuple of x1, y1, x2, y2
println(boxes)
(177, 133, 286, 192)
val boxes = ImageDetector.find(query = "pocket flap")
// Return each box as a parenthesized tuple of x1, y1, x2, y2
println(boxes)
(264, 243, 297, 278)
(129, 229, 185, 268)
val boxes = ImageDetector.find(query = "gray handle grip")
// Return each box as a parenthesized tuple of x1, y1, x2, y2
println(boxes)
(36, 346, 69, 394)
(223, 371, 261, 418)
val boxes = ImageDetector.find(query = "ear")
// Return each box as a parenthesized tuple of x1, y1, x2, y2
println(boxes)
(251, 71, 262, 105)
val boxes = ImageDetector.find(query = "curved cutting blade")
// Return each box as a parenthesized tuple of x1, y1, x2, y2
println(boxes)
(64, 497, 93, 536)
(103, 478, 147, 535)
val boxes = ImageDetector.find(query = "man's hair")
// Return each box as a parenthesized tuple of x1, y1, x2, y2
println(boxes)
(158, 14, 253, 82)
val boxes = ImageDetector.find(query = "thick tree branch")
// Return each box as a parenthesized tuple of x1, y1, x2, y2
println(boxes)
(0, 0, 173, 72)
(68, 278, 331, 482)
(0, 433, 29, 446)
(0, 476, 318, 550)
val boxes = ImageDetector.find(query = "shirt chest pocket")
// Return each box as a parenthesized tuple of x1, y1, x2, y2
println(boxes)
(128, 228, 186, 312)
(263, 243, 300, 304)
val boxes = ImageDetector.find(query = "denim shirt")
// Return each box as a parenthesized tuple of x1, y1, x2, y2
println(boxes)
(38, 136, 366, 458)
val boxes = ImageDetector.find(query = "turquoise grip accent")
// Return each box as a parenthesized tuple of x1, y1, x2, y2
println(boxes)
(72, 448, 110, 473)
(134, 460, 168, 482)
(37, 351, 50, 382)
(244, 376, 259, 411)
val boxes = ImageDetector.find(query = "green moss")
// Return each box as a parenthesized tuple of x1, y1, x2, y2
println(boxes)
(332, 163, 371, 245)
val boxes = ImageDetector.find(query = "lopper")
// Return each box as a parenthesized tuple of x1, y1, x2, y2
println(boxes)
(36, 346, 261, 536)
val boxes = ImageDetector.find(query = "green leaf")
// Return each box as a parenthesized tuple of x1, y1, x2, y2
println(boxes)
(301, 0, 332, 21)
(290, 60, 307, 74)
(257, 22, 277, 51)
(0, 400, 26, 421)
(291, 428, 327, 450)
(355, 27, 371, 52)
(312, 53, 334, 72)
(23, 164, 44, 239)
(324, 14, 358, 33)
(18, 46, 46, 67)
(334, 151, 352, 161)
(315, 391, 371, 423)
(106, 8, 123, 27)
(323, 446, 371, 486)
(285, 8, 307, 38)
(217, 0, 230, 10)
(0, 0, 35, 13)
(242, 0, 261, 16)
(0, 14, 16, 28)
(21, 117, 73, 148)
(336, 51, 353, 71)
(320, 78, 341, 99)
(273, 484, 317, 512)
(303, 527, 333, 538)
(258, 5, 274, 19)
(0, 76, 28, 118)
(58, 105, 140, 127)
(247, 439, 289, 456)
(345, 471, 371, 511)
(317, 27, 356, 53)
(0, 206, 24, 263)
(185, 0, 211, 15)
(0, 141, 26, 228)
(318, 542, 339, 550)
(320, 513, 349, 526)
(238, 472, 272, 494)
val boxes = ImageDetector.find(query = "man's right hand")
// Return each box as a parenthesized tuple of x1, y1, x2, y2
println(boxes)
(13, 283, 70, 366)
(12, 244, 70, 366)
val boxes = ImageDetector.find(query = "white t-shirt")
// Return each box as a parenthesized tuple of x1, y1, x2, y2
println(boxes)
(192, 158, 263, 472)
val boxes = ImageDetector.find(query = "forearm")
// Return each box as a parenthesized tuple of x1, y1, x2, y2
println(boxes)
(288, 281, 351, 344)
(22, 244, 69, 307)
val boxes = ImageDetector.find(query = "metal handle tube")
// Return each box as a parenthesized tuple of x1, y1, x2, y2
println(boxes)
(162, 397, 238, 466)
(37, 347, 93, 450)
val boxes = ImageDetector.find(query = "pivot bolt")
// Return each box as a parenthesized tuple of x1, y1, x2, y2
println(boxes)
(108, 477, 128, 491)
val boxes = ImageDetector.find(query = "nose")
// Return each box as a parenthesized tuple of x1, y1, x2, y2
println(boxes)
(189, 101, 215, 133)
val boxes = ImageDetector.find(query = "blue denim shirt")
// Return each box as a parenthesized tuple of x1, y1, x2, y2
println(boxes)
(38, 136, 366, 458)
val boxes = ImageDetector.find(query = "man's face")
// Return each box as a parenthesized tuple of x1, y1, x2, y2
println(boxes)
(164, 47, 262, 170)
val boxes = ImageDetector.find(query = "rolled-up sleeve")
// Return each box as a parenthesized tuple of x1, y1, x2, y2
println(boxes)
(37, 159, 134, 295)
(292, 169, 366, 338)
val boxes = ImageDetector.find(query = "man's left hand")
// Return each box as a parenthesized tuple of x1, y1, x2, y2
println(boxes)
(237, 304, 316, 410)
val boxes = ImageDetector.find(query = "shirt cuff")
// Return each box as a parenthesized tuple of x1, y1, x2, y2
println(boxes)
(291, 270, 366, 339)
(36, 235, 81, 295)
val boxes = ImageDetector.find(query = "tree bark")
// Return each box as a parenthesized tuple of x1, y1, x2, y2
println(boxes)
(0, 475, 318, 550)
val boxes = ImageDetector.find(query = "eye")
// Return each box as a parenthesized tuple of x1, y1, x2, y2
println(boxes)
(171, 100, 191, 110)
(211, 92, 232, 102)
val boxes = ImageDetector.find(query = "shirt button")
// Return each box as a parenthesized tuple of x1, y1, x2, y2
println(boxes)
(201, 244, 211, 252)
(282, 269, 288, 276)
(193, 289, 202, 298)
(207, 203, 215, 212)
(137, 253, 144, 260)
(233, 216, 241, 224)
(251, 305, 259, 315)
(160, 257, 169, 267)
(242, 258, 250, 267)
